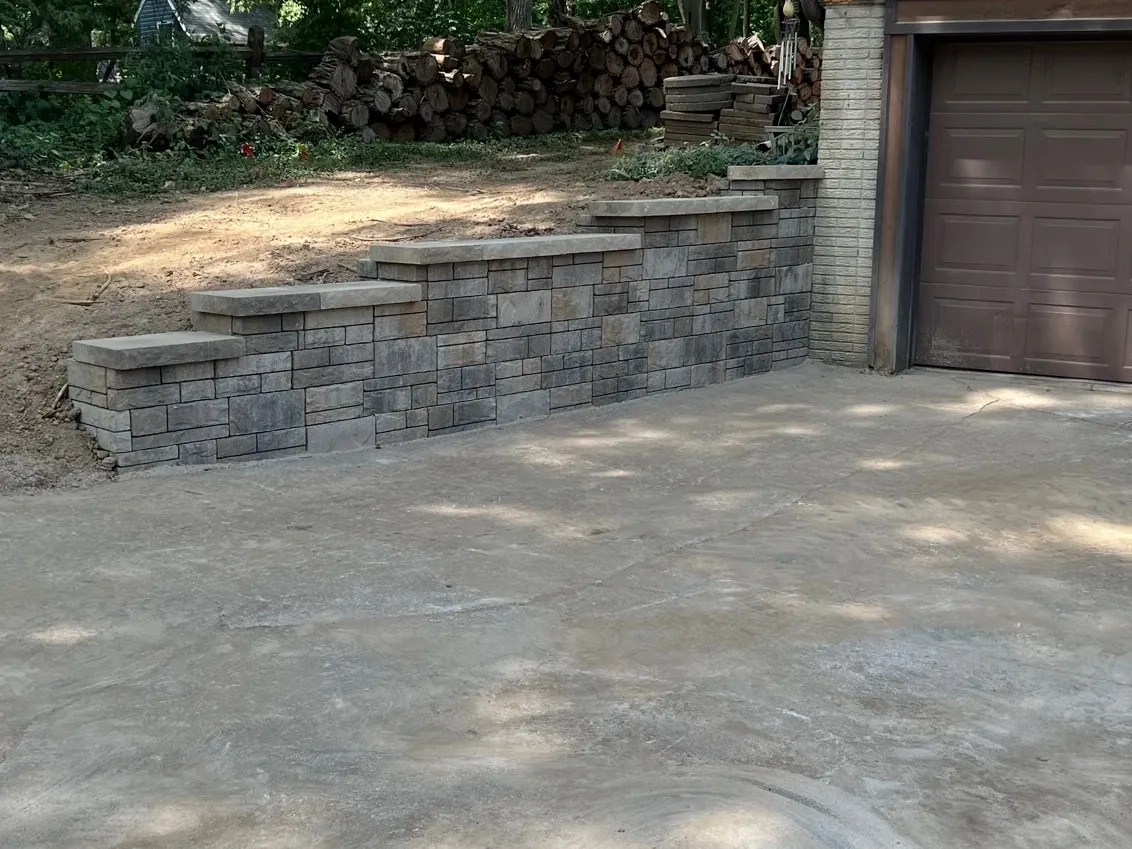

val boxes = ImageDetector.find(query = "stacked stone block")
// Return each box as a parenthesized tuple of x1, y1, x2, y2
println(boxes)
(69, 194, 815, 471)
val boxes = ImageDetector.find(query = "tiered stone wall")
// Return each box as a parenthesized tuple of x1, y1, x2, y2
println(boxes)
(68, 189, 818, 471)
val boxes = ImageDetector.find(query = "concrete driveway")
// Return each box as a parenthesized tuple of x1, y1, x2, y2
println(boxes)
(1, 364, 1130, 849)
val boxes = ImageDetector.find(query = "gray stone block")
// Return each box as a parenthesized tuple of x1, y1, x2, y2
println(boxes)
(67, 360, 107, 393)
(488, 268, 528, 294)
(82, 425, 131, 453)
(167, 399, 229, 431)
(307, 416, 375, 453)
(303, 306, 373, 329)
(550, 383, 591, 409)
(642, 247, 689, 281)
(215, 352, 291, 378)
(412, 384, 437, 408)
(243, 332, 299, 355)
(106, 384, 181, 411)
(216, 434, 257, 458)
(191, 312, 232, 335)
(73, 332, 245, 370)
(454, 260, 490, 279)
(374, 312, 426, 339)
(303, 327, 346, 348)
(552, 262, 602, 288)
(257, 427, 306, 452)
(451, 295, 497, 321)
(552, 286, 593, 321)
(329, 342, 374, 365)
(292, 348, 329, 370)
(307, 382, 364, 412)
(498, 291, 551, 327)
(260, 372, 292, 392)
(74, 401, 130, 433)
(216, 375, 261, 397)
(69, 387, 106, 407)
(602, 314, 641, 346)
(374, 412, 407, 433)
(436, 341, 485, 369)
(179, 440, 218, 465)
(453, 399, 495, 426)
(345, 324, 374, 344)
(497, 390, 549, 424)
(363, 387, 412, 414)
(374, 337, 437, 376)
(306, 407, 364, 425)
(487, 337, 528, 362)
(229, 390, 304, 435)
(130, 407, 167, 436)
(648, 339, 685, 370)
(160, 361, 213, 383)
(405, 409, 428, 428)
(231, 315, 282, 335)
(189, 281, 420, 316)
(117, 446, 179, 468)
(428, 405, 453, 430)
(370, 233, 639, 265)
(292, 362, 374, 389)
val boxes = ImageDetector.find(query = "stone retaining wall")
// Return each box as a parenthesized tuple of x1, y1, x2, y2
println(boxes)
(68, 190, 816, 471)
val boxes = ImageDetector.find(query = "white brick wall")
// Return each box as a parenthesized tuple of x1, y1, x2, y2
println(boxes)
(811, 0, 885, 365)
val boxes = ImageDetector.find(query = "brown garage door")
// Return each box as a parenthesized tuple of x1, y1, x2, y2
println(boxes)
(916, 40, 1132, 382)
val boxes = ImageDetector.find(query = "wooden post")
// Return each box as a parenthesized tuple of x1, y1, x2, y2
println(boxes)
(246, 25, 265, 77)
(743, 0, 750, 36)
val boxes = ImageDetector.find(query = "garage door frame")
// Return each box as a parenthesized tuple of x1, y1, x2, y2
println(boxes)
(871, 4, 1132, 376)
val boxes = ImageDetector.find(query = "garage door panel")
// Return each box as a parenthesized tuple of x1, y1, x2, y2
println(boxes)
(918, 40, 1132, 383)
(1024, 303, 1115, 370)
(1030, 217, 1121, 280)
(1042, 43, 1132, 104)
(1031, 127, 1128, 194)
(928, 126, 1026, 191)
(925, 209, 1023, 276)
(914, 285, 1018, 370)
(938, 43, 1035, 106)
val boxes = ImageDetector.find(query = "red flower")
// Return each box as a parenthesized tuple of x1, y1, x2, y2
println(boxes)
(299, 149, 310, 161)
(240, 143, 255, 158)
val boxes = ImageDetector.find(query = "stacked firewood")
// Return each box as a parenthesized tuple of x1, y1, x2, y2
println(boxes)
(712, 34, 821, 113)
(130, 1, 719, 148)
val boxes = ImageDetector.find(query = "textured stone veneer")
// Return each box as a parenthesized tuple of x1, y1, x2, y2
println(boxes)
(68, 195, 814, 471)
(810, 0, 885, 365)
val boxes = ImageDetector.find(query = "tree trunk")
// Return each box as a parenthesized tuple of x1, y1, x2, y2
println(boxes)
(507, 0, 533, 32)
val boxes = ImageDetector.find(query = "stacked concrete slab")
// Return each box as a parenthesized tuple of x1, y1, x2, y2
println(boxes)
(660, 74, 733, 145)
(68, 187, 819, 472)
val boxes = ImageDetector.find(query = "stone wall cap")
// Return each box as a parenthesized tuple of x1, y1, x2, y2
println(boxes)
(369, 233, 641, 265)
(727, 165, 825, 181)
(73, 331, 246, 369)
(587, 195, 779, 217)
(189, 280, 423, 316)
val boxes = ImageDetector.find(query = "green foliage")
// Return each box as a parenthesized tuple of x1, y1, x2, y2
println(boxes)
(70, 129, 634, 195)
(0, 32, 248, 172)
(0, 0, 138, 51)
(609, 138, 771, 181)
(121, 33, 245, 101)
(608, 110, 818, 182)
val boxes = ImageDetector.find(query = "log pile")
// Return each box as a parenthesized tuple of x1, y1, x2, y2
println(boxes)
(129, 1, 720, 148)
(712, 34, 821, 115)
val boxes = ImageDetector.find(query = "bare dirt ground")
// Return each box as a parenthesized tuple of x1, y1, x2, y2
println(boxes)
(0, 150, 713, 494)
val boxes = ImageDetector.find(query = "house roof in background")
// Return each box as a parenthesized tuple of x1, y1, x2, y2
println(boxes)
(134, 0, 276, 42)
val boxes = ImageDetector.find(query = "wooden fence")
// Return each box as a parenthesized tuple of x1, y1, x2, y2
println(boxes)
(0, 29, 323, 94)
